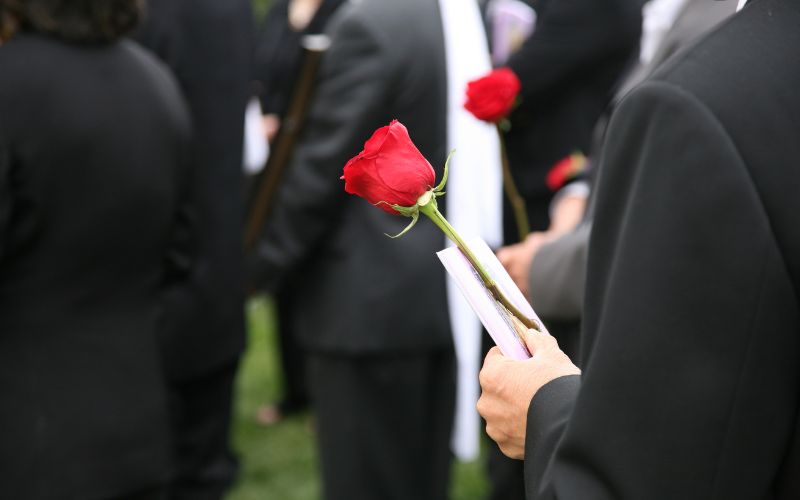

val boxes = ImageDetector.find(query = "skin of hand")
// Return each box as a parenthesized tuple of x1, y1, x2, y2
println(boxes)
(496, 193, 587, 299)
(477, 328, 580, 459)
(288, 0, 324, 31)
(497, 231, 555, 299)
(262, 113, 282, 143)
(548, 193, 586, 234)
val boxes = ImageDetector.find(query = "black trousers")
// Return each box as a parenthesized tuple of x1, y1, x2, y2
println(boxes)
(275, 289, 309, 414)
(111, 486, 167, 500)
(307, 349, 455, 500)
(166, 360, 240, 500)
(486, 441, 525, 500)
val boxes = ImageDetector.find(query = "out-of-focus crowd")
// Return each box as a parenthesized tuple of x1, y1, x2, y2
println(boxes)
(3, 1, 798, 500)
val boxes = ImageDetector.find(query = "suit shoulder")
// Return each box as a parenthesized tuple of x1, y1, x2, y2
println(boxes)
(186, 0, 252, 19)
(120, 39, 182, 95)
(148, 0, 251, 26)
(324, 0, 444, 94)
(649, 0, 800, 116)
(325, 1, 383, 44)
(119, 41, 191, 136)
(330, 0, 440, 48)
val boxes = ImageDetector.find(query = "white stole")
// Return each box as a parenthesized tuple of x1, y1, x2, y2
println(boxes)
(438, 0, 504, 461)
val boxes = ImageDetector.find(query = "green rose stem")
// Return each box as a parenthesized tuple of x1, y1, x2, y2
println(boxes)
(416, 194, 541, 334)
(496, 125, 530, 242)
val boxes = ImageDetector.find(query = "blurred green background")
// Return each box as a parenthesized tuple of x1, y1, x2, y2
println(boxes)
(252, 0, 272, 20)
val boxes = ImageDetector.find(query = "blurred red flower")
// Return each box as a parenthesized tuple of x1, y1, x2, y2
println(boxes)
(464, 67, 521, 123)
(546, 153, 588, 191)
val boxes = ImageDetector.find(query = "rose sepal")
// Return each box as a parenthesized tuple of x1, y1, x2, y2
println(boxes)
(383, 204, 420, 239)
(432, 150, 454, 194)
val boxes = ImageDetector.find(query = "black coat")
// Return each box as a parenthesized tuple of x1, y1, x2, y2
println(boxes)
(254, 0, 346, 117)
(0, 35, 191, 499)
(503, 0, 642, 234)
(524, 0, 800, 498)
(250, 0, 452, 353)
(135, 0, 254, 381)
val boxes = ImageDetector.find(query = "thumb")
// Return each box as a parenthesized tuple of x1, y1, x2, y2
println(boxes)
(510, 315, 550, 355)
(522, 328, 553, 356)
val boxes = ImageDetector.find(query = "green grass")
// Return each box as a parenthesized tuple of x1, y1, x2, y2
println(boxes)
(225, 296, 489, 499)
(252, 0, 272, 23)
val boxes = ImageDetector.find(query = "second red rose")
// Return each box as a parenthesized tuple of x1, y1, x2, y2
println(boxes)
(464, 67, 521, 123)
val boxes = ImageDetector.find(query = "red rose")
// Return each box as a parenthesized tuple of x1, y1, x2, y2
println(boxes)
(546, 153, 588, 191)
(464, 67, 521, 123)
(341, 120, 436, 214)
(342, 122, 541, 335)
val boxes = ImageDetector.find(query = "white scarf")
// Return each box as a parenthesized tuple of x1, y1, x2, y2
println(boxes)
(438, 0, 504, 462)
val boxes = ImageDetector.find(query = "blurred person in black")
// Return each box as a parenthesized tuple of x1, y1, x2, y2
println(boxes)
(500, 0, 642, 240)
(0, 0, 191, 498)
(251, 0, 346, 426)
(248, 0, 458, 497)
(135, 1, 253, 499)
(255, 0, 346, 142)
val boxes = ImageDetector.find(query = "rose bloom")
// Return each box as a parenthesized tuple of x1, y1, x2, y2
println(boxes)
(341, 120, 436, 214)
(464, 67, 521, 123)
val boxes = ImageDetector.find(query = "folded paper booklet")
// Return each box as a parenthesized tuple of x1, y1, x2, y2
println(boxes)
(438, 238, 545, 360)
(488, 0, 537, 65)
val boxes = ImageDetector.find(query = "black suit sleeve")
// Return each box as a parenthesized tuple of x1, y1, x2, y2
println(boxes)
(524, 81, 796, 499)
(254, 0, 295, 115)
(163, 156, 195, 286)
(507, 0, 641, 107)
(0, 135, 8, 262)
(250, 11, 391, 291)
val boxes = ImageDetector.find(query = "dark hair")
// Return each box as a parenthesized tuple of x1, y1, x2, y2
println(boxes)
(0, 0, 143, 43)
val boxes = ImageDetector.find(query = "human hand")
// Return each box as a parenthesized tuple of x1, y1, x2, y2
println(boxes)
(262, 114, 281, 143)
(496, 232, 555, 299)
(477, 328, 580, 459)
(288, 0, 324, 31)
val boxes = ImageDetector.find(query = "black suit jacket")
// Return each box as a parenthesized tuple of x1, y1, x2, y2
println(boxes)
(524, 1, 800, 498)
(250, 0, 452, 353)
(503, 0, 642, 235)
(0, 35, 190, 499)
(135, 0, 253, 380)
